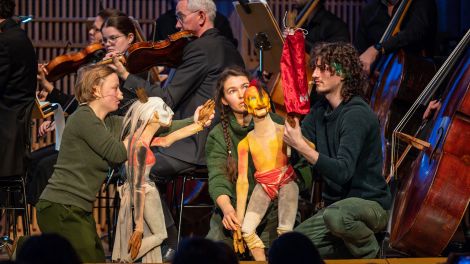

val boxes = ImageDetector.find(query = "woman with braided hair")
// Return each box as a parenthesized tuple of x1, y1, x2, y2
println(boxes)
(205, 66, 284, 255)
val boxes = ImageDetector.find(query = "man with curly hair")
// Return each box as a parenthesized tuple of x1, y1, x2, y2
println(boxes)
(283, 42, 391, 259)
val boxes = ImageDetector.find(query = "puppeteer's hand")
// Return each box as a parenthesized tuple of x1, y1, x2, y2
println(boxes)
(194, 99, 215, 127)
(222, 207, 240, 231)
(233, 228, 246, 254)
(359, 46, 380, 75)
(128, 230, 143, 260)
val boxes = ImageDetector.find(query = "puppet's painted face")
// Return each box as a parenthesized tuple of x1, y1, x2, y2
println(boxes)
(244, 85, 271, 118)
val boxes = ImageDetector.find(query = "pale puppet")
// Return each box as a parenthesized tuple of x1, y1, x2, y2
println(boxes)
(112, 90, 215, 263)
(234, 85, 299, 261)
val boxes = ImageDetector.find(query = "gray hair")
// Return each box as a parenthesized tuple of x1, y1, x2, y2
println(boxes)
(121, 97, 174, 143)
(186, 0, 216, 23)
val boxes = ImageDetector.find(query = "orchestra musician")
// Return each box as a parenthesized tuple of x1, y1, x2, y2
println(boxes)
(0, 0, 37, 185)
(355, 0, 437, 74)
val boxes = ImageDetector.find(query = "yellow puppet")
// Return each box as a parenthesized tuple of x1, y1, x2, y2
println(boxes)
(234, 85, 299, 261)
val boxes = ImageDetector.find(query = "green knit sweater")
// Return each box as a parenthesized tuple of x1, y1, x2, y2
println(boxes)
(205, 112, 285, 206)
(40, 105, 127, 212)
(40, 105, 192, 212)
(301, 96, 392, 209)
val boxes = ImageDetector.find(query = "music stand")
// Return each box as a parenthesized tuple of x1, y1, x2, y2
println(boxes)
(234, 0, 284, 77)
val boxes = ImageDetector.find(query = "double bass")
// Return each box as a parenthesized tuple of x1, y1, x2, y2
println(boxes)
(368, 0, 437, 180)
(389, 29, 470, 256)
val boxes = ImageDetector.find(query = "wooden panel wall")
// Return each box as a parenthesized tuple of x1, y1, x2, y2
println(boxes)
(14, 0, 365, 150)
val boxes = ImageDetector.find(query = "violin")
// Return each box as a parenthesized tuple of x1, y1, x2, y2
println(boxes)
(45, 42, 106, 82)
(125, 30, 196, 74)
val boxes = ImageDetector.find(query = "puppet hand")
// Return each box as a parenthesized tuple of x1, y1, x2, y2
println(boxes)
(128, 230, 143, 260)
(233, 228, 246, 254)
(195, 99, 215, 127)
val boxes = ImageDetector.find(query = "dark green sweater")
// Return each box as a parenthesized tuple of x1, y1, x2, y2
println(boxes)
(301, 96, 392, 209)
(40, 105, 194, 212)
(40, 105, 127, 212)
(206, 112, 290, 206)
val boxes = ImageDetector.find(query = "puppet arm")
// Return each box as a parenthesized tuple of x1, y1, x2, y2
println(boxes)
(128, 143, 147, 259)
(234, 138, 250, 253)
(151, 122, 204, 148)
(151, 99, 215, 147)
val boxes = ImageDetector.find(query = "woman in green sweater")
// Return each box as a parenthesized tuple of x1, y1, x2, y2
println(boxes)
(36, 64, 128, 262)
(205, 67, 284, 252)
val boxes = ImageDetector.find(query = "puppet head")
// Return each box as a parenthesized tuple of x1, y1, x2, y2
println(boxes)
(121, 97, 174, 141)
(244, 85, 271, 118)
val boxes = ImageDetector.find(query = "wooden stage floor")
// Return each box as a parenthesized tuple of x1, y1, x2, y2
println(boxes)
(238, 259, 447, 264)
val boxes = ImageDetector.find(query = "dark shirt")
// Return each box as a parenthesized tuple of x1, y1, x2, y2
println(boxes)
(153, 9, 238, 47)
(303, 6, 350, 53)
(300, 96, 392, 209)
(355, 0, 437, 55)
(0, 18, 38, 177)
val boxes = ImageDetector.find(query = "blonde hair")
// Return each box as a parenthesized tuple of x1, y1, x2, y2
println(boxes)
(74, 64, 116, 104)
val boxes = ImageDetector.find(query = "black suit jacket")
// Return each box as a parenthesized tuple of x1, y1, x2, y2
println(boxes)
(123, 28, 245, 165)
(0, 19, 38, 177)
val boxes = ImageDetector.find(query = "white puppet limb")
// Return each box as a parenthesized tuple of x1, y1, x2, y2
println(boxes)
(277, 180, 299, 235)
(241, 184, 270, 250)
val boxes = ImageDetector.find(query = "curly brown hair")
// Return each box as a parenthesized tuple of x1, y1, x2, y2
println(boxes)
(310, 42, 367, 101)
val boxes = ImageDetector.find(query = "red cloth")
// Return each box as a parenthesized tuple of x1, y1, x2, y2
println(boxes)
(280, 30, 310, 115)
(254, 165, 296, 200)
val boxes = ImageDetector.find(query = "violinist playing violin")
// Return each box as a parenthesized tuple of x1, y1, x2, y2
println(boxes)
(355, 0, 437, 74)
(283, 43, 392, 259)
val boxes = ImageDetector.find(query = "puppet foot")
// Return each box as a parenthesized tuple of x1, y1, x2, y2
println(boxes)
(250, 247, 266, 261)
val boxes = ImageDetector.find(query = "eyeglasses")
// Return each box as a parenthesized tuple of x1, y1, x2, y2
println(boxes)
(102, 35, 126, 44)
(175, 10, 200, 23)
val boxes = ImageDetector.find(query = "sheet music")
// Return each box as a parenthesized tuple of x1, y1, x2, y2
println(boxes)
(53, 104, 65, 151)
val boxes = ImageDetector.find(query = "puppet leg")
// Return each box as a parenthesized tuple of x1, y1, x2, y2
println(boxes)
(128, 184, 168, 263)
(241, 184, 271, 260)
(277, 181, 299, 235)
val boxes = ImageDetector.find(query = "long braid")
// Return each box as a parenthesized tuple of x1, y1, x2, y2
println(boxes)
(214, 66, 250, 182)
(221, 106, 238, 182)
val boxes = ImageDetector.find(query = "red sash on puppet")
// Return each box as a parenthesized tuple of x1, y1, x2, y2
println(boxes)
(254, 165, 296, 200)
